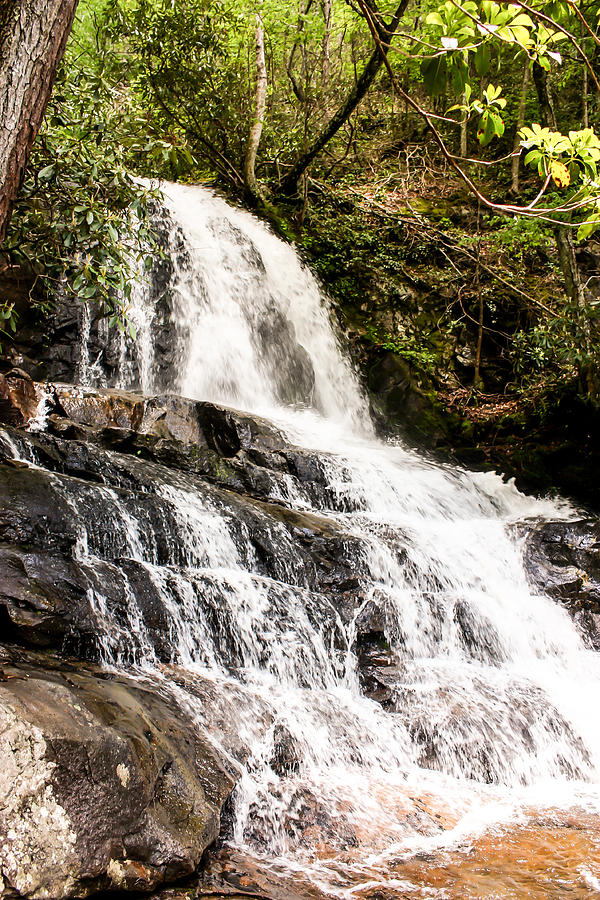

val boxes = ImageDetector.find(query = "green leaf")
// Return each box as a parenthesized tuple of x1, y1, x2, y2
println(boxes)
(524, 149, 541, 166)
(511, 26, 530, 45)
(421, 56, 447, 96)
(490, 110, 505, 138)
(578, 218, 599, 241)
(450, 57, 468, 94)
(474, 43, 491, 76)
(477, 109, 500, 147)
(510, 13, 534, 27)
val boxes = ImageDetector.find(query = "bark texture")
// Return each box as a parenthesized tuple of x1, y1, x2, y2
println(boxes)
(280, 0, 410, 195)
(0, 0, 79, 243)
(532, 63, 585, 302)
(243, 2, 267, 201)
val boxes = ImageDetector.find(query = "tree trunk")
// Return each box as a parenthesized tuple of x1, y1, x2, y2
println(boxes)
(532, 61, 584, 309)
(460, 91, 468, 158)
(582, 22, 589, 129)
(243, 1, 267, 201)
(532, 62, 557, 130)
(533, 61, 595, 395)
(0, 0, 79, 243)
(320, 0, 332, 84)
(287, 0, 314, 105)
(511, 63, 529, 195)
(279, 0, 410, 195)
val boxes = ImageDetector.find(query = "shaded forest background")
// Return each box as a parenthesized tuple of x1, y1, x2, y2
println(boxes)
(3, 0, 600, 505)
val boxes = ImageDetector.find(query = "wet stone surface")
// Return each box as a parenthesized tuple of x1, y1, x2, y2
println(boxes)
(2, 381, 600, 898)
(0, 646, 237, 898)
(0, 383, 383, 898)
(524, 519, 600, 649)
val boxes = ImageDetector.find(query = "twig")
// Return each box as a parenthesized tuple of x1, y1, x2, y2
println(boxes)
(354, 0, 596, 227)
(339, 180, 560, 315)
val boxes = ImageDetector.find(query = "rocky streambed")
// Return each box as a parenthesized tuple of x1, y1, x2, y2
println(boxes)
(0, 371, 378, 897)
(1, 368, 600, 898)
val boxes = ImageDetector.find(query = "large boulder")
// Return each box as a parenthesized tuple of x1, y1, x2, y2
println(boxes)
(0, 648, 236, 899)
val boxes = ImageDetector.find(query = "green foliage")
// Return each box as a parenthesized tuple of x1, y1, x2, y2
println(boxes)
(6, 0, 600, 414)
(5, 10, 162, 332)
(103, 0, 246, 181)
(513, 301, 600, 386)
(485, 216, 552, 262)
(450, 83, 507, 146)
(520, 125, 600, 180)
(364, 324, 440, 374)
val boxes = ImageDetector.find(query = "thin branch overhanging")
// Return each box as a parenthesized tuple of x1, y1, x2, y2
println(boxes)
(354, 0, 598, 228)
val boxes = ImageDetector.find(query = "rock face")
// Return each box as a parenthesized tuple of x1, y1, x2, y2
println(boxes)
(2, 379, 600, 898)
(0, 370, 40, 427)
(367, 351, 455, 449)
(0, 647, 235, 899)
(0, 384, 369, 663)
(524, 519, 600, 649)
(0, 380, 379, 898)
(1, 214, 178, 390)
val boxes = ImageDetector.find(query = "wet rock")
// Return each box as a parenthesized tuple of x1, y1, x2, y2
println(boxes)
(0, 370, 40, 427)
(0, 463, 77, 553)
(256, 307, 315, 406)
(269, 724, 301, 777)
(0, 381, 366, 513)
(242, 782, 358, 855)
(0, 380, 416, 898)
(524, 519, 600, 649)
(163, 665, 273, 768)
(0, 545, 93, 649)
(0, 647, 235, 899)
(197, 847, 333, 900)
(54, 384, 146, 432)
(367, 351, 453, 448)
(0, 433, 367, 659)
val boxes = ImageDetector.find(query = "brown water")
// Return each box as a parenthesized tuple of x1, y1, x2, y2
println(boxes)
(174, 806, 600, 900)
(391, 809, 600, 899)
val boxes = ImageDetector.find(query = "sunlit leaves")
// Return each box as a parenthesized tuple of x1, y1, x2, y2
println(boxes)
(550, 160, 570, 187)
(422, 1, 570, 102)
(520, 125, 600, 180)
(518, 125, 600, 236)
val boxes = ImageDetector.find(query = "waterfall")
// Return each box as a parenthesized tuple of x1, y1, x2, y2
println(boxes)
(30, 183, 600, 894)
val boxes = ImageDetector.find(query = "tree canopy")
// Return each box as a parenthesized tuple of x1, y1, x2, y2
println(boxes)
(3, 0, 600, 402)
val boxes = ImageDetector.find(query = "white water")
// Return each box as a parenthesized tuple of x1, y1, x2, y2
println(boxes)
(65, 183, 600, 893)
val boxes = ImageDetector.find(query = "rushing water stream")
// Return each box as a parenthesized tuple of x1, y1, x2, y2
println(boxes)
(42, 183, 600, 895)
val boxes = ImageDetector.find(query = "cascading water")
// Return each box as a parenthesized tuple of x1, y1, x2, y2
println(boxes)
(28, 183, 600, 894)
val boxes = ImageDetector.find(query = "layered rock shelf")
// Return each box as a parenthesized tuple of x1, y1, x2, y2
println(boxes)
(2, 374, 600, 897)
